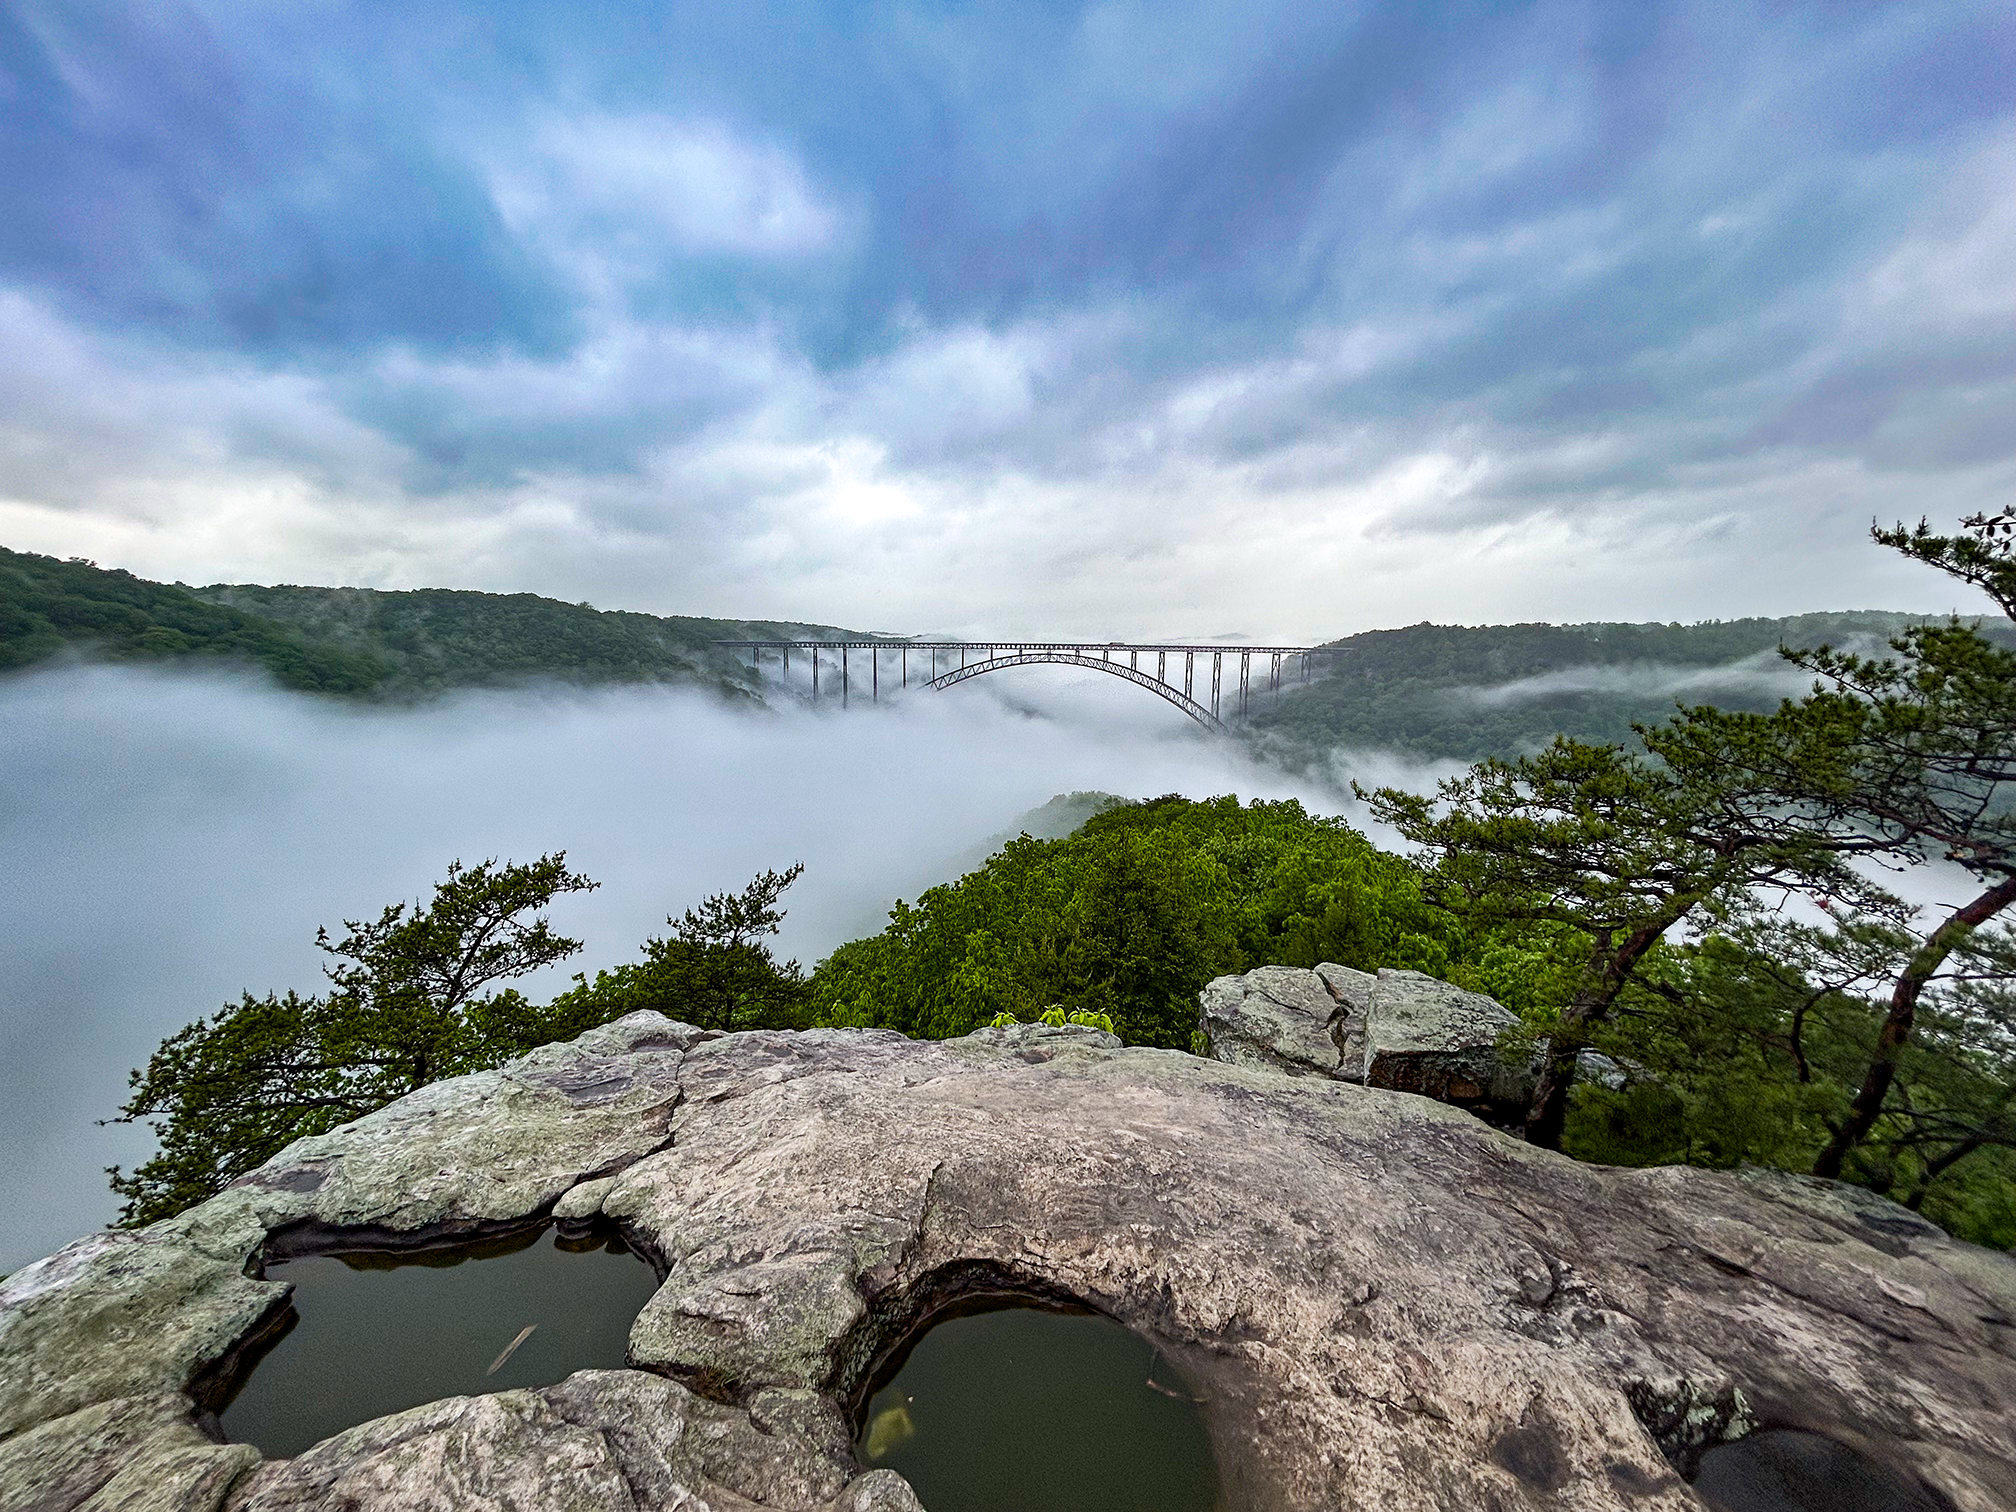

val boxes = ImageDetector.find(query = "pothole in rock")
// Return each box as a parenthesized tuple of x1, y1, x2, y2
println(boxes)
(854, 1302, 1219, 1512)
(211, 1223, 659, 1458)
(1693, 1428, 1956, 1512)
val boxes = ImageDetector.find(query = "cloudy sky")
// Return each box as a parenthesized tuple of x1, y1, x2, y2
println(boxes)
(3, 0, 2013, 640)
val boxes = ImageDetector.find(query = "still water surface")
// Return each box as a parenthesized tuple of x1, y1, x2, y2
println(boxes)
(220, 1226, 658, 1458)
(857, 1305, 1219, 1512)
(1694, 1428, 1954, 1512)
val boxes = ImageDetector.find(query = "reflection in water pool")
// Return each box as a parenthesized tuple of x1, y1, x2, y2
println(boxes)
(857, 1305, 1218, 1512)
(219, 1226, 658, 1458)
(1694, 1428, 1952, 1512)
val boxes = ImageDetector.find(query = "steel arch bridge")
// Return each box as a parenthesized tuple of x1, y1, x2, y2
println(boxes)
(715, 640, 1332, 732)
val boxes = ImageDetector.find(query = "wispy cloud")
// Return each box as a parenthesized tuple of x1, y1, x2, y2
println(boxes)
(1452, 650, 1820, 708)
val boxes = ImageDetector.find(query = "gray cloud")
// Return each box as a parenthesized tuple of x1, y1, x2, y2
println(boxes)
(2, 1, 2014, 635)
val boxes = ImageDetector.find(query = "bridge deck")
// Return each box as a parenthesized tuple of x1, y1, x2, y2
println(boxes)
(719, 640, 1334, 730)
(715, 640, 1326, 653)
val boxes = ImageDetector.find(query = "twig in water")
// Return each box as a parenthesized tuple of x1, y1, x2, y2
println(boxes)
(1146, 1348, 1208, 1404)
(487, 1324, 537, 1375)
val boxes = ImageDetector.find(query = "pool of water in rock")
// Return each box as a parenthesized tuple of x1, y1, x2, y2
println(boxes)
(218, 1225, 658, 1458)
(855, 1305, 1219, 1512)
(1693, 1428, 1953, 1512)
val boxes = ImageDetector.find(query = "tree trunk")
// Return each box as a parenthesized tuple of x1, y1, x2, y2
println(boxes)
(1524, 997, 1602, 1151)
(1813, 871, 2016, 1180)
(1904, 1133, 1988, 1210)
(1523, 911, 1686, 1151)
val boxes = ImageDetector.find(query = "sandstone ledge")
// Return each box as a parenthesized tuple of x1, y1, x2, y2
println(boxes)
(1, 1011, 2011, 1512)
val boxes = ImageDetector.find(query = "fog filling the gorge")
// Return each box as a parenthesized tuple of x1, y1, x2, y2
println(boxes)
(0, 661, 1373, 1270)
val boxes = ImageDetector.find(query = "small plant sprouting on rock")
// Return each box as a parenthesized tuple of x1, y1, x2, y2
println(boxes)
(985, 1006, 1117, 1033)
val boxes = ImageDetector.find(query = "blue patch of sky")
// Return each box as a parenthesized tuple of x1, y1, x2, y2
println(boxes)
(1, 0, 2010, 482)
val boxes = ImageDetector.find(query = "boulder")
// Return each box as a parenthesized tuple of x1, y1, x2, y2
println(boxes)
(1199, 963, 1536, 1119)
(2, 1013, 2011, 1512)
(1197, 963, 1364, 1079)
(1359, 968, 1534, 1120)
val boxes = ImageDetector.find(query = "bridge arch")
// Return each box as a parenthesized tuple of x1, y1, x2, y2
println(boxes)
(926, 651, 1224, 732)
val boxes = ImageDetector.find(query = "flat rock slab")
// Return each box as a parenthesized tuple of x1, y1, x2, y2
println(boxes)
(4, 1013, 2014, 1512)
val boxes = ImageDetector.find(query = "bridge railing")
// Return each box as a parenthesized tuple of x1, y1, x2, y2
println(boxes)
(715, 640, 1335, 729)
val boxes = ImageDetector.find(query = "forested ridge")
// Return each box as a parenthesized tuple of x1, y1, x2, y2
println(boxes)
(192, 582, 867, 699)
(0, 546, 386, 694)
(15, 543, 2013, 766)
(0, 546, 870, 699)
(1251, 610, 2016, 763)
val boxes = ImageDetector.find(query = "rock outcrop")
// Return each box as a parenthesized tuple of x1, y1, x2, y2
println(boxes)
(1201, 962, 1550, 1120)
(4, 1011, 2013, 1512)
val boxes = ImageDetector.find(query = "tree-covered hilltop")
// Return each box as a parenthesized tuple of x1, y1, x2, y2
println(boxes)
(190, 581, 867, 699)
(0, 546, 387, 694)
(0, 545, 873, 698)
(810, 795, 1469, 1049)
(1248, 611, 2016, 764)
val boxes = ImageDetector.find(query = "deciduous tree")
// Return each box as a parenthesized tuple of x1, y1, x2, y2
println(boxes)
(547, 865, 811, 1034)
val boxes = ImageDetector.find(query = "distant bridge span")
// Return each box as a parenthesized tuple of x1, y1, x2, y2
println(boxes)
(716, 640, 1332, 732)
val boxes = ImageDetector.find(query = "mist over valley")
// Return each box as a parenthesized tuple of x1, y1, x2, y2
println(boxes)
(0, 655, 1325, 1270)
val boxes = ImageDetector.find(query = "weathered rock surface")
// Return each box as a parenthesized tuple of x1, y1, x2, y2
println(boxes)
(220, 1371, 922, 1512)
(1360, 968, 1534, 1116)
(1198, 964, 1349, 1077)
(4, 1009, 2013, 1512)
(1201, 963, 1544, 1119)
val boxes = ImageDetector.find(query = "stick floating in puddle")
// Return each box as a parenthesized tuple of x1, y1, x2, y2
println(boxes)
(487, 1325, 537, 1375)
(1147, 1349, 1207, 1403)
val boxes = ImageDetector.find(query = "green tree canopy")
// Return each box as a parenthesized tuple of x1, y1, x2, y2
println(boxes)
(1559, 908, 2016, 1247)
(109, 854, 597, 1227)
(1366, 723, 1893, 1148)
(545, 864, 811, 1034)
(1652, 508, 2016, 1178)
(809, 796, 1467, 1049)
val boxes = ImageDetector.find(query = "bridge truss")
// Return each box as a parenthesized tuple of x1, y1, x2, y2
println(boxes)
(715, 640, 1332, 732)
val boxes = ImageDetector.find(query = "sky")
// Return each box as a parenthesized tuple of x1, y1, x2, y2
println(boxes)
(3, 0, 2015, 639)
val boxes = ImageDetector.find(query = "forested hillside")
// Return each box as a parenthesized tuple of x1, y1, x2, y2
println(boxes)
(0, 547, 386, 694)
(811, 794, 1460, 1048)
(192, 582, 866, 699)
(0, 546, 869, 699)
(16, 544, 2014, 768)
(1249, 611, 2016, 763)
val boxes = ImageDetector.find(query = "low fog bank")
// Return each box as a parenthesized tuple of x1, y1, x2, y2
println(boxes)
(1442, 631, 1923, 713)
(0, 661, 1345, 1270)
(1452, 650, 1821, 707)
